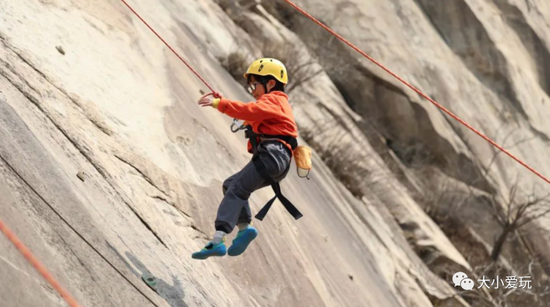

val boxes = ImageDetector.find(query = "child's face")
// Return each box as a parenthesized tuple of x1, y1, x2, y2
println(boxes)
(248, 76, 277, 100)
(248, 75, 265, 100)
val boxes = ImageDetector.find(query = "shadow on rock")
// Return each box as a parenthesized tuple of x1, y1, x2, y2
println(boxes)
(106, 242, 188, 307)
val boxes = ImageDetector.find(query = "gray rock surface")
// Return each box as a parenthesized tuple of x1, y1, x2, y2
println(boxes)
(1, 0, 549, 306)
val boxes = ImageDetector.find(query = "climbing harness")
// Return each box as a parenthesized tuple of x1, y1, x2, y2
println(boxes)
(245, 126, 303, 221)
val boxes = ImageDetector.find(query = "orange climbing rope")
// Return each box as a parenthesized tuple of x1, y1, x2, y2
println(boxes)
(0, 2, 218, 305)
(0, 218, 81, 307)
(281, 0, 550, 185)
(119, 0, 220, 98)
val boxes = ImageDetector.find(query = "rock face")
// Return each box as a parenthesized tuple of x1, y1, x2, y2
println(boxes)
(275, 0, 550, 260)
(0, 0, 549, 306)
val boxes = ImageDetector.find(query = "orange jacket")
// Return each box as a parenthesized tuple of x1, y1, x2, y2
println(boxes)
(216, 91, 298, 153)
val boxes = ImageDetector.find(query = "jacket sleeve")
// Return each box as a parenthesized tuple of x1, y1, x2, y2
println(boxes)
(216, 96, 281, 121)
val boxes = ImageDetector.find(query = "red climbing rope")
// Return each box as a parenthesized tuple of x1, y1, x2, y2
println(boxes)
(0, 218, 81, 307)
(281, 0, 550, 185)
(119, 0, 550, 184)
(120, 0, 220, 97)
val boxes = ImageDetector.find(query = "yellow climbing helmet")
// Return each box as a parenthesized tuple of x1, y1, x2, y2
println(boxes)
(243, 58, 288, 84)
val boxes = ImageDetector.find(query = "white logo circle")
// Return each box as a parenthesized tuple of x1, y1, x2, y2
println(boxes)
(452, 272, 468, 287)
(460, 278, 474, 291)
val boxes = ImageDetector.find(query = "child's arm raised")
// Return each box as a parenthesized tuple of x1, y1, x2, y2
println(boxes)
(214, 96, 280, 122)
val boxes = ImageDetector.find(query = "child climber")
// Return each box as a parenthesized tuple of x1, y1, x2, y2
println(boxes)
(193, 58, 302, 259)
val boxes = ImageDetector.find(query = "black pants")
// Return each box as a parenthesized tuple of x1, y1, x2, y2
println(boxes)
(215, 141, 291, 233)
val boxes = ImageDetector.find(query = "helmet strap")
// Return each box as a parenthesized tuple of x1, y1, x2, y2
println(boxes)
(261, 79, 270, 94)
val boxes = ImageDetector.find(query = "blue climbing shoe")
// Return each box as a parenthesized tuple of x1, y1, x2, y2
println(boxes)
(228, 226, 258, 256)
(192, 242, 227, 260)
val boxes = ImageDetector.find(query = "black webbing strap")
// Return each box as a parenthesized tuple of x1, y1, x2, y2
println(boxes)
(245, 126, 258, 151)
(266, 135, 298, 150)
(245, 126, 298, 151)
(253, 157, 303, 221)
(246, 125, 302, 221)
